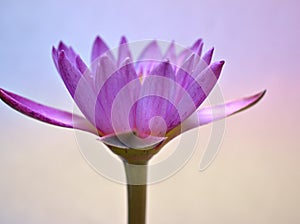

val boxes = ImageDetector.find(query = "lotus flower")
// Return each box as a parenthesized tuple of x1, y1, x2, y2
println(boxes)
(0, 36, 265, 224)
(0, 36, 265, 154)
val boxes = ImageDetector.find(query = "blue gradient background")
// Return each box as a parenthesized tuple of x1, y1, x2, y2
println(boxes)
(0, 0, 299, 223)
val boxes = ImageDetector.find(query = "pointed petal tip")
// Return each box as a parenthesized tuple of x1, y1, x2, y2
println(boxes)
(120, 36, 128, 44)
(259, 89, 267, 96)
(58, 41, 67, 50)
(94, 36, 102, 43)
(208, 60, 225, 78)
(192, 38, 203, 50)
(251, 89, 267, 103)
(52, 46, 57, 52)
(204, 47, 214, 57)
(227, 90, 267, 116)
(200, 47, 215, 65)
(91, 36, 115, 63)
(195, 38, 203, 44)
(208, 47, 214, 54)
(219, 60, 225, 65)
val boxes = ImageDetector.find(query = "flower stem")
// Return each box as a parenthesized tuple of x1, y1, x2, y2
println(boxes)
(123, 161, 148, 224)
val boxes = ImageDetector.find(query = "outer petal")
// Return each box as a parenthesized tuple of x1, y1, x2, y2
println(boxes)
(197, 90, 266, 125)
(0, 88, 97, 135)
(164, 90, 266, 144)
(186, 90, 266, 131)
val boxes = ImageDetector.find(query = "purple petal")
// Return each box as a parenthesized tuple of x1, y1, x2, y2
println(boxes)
(58, 41, 77, 64)
(52, 47, 59, 71)
(190, 38, 203, 56)
(135, 61, 179, 136)
(0, 88, 97, 135)
(165, 60, 224, 129)
(76, 55, 94, 86)
(75, 55, 88, 74)
(149, 60, 175, 78)
(196, 90, 266, 125)
(108, 60, 141, 134)
(175, 54, 196, 88)
(138, 40, 163, 61)
(166, 90, 266, 141)
(57, 52, 99, 129)
(178, 60, 224, 109)
(95, 59, 139, 134)
(135, 40, 163, 76)
(94, 55, 118, 93)
(177, 38, 203, 66)
(91, 36, 115, 63)
(58, 51, 83, 98)
(193, 48, 214, 74)
(53, 44, 87, 75)
(201, 47, 214, 65)
(196, 60, 224, 95)
(117, 36, 133, 66)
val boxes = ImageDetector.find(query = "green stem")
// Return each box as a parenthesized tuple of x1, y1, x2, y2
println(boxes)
(123, 161, 148, 224)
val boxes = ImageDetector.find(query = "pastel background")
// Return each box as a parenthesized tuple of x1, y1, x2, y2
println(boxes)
(0, 0, 299, 223)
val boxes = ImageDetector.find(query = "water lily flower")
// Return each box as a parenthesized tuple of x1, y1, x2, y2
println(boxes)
(0, 36, 265, 154)
(0, 36, 265, 224)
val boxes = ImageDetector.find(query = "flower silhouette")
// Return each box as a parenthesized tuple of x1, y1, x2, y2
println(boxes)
(0, 36, 265, 152)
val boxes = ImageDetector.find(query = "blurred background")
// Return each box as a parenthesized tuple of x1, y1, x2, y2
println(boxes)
(0, 0, 299, 223)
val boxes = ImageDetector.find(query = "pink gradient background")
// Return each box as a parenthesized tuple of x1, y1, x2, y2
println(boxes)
(0, 0, 299, 223)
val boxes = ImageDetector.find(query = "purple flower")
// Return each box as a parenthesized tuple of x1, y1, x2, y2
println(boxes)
(0, 36, 265, 151)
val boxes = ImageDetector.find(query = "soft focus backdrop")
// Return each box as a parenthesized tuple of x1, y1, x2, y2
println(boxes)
(0, 0, 299, 223)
